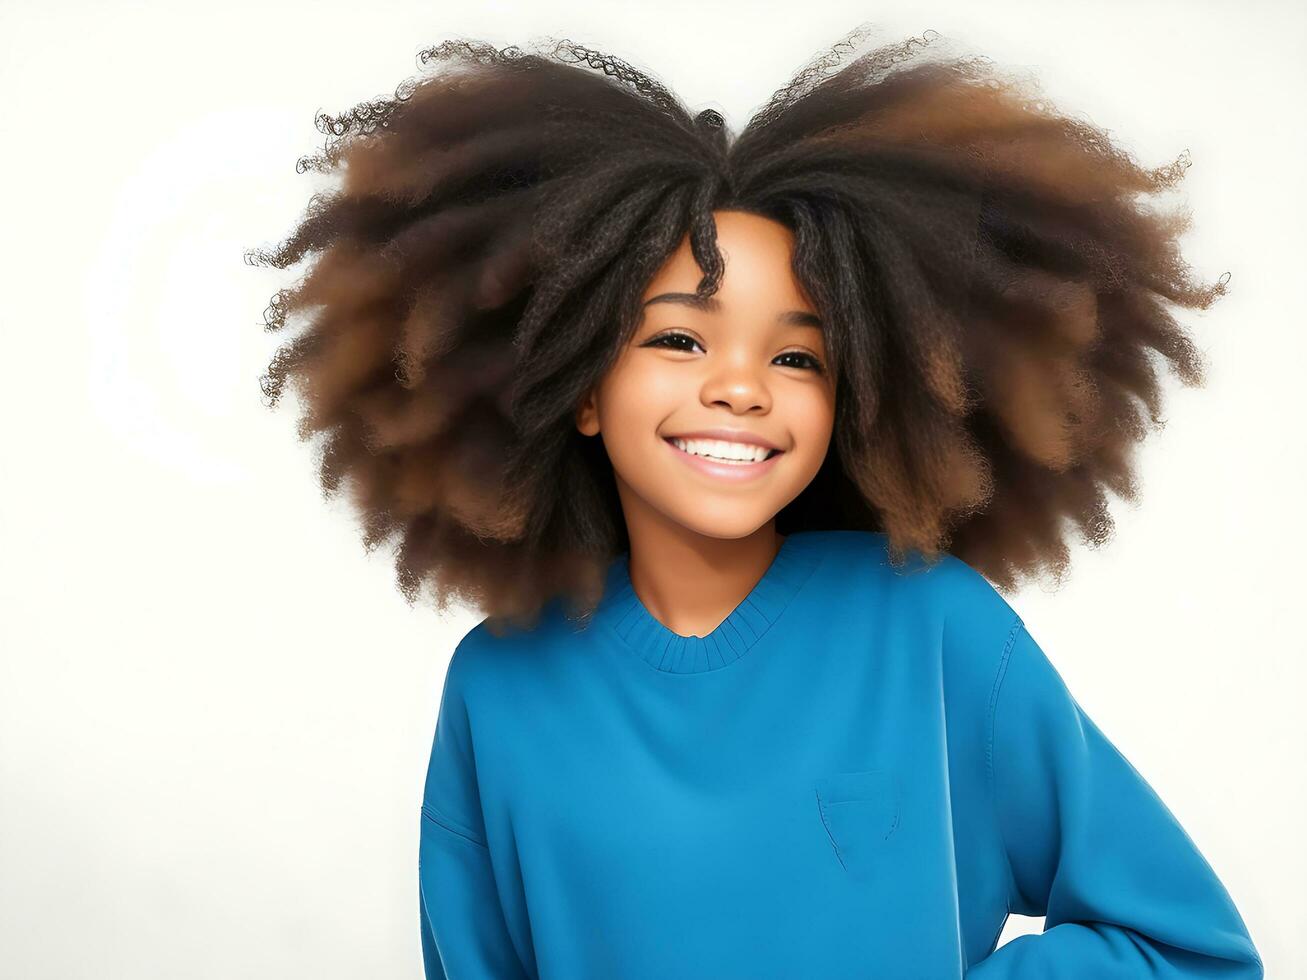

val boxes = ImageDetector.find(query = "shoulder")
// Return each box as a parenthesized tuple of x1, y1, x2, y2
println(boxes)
(832, 530, 1024, 672)
(439, 596, 581, 702)
(820, 531, 1023, 724)
(817, 529, 1018, 622)
(797, 528, 912, 587)
(902, 550, 1030, 782)
(916, 550, 1025, 702)
(807, 527, 918, 564)
(444, 613, 533, 681)
(929, 552, 1024, 638)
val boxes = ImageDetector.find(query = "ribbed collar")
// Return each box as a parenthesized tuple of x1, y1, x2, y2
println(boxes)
(592, 531, 826, 674)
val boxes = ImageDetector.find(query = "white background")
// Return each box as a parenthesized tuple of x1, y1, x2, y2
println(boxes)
(1, 0, 1302, 976)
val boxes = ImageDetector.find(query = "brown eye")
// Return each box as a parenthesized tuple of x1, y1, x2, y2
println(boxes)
(775, 350, 825, 374)
(643, 331, 702, 353)
(643, 331, 824, 374)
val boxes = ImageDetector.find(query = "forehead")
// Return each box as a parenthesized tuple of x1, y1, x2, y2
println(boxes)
(642, 290, 822, 329)
(640, 210, 817, 312)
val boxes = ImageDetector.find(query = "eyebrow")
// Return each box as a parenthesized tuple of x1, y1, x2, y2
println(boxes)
(642, 292, 823, 329)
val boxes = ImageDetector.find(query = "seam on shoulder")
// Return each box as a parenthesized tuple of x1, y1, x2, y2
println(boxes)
(985, 615, 1024, 782)
(422, 801, 488, 849)
(985, 613, 1024, 908)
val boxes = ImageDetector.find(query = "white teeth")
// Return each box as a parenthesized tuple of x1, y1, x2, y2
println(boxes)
(670, 437, 774, 463)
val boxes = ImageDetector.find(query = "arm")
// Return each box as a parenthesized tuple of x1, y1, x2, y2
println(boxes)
(968, 617, 1263, 977)
(418, 632, 529, 980)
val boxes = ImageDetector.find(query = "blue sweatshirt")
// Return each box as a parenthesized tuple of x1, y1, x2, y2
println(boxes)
(418, 528, 1262, 978)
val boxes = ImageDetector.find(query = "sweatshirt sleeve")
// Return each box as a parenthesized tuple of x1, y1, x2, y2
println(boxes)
(968, 616, 1263, 978)
(418, 631, 529, 980)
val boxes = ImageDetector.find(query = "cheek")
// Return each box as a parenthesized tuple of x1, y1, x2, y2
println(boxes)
(592, 363, 676, 454)
(784, 386, 837, 450)
(600, 359, 687, 424)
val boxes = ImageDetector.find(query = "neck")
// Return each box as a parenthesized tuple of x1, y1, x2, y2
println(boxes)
(623, 520, 784, 639)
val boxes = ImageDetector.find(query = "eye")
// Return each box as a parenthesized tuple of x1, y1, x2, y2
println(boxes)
(774, 350, 826, 374)
(643, 331, 704, 354)
(643, 331, 825, 374)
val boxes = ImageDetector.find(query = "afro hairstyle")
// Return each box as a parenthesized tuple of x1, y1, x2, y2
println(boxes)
(247, 26, 1229, 634)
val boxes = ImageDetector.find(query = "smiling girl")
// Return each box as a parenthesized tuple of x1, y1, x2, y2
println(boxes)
(574, 210, 836, 632)
(250, 27, 1262, 978)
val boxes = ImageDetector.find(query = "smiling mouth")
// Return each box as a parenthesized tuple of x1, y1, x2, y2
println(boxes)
(663, 437, 784, 465)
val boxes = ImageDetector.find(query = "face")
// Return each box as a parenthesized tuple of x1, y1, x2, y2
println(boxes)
(575, 209, 837, 542)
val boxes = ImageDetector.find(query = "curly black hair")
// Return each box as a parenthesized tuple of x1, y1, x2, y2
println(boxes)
(246, 26, 1228, 635)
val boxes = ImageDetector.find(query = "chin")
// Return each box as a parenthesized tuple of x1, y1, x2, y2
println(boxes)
(669, 512, 782, 541)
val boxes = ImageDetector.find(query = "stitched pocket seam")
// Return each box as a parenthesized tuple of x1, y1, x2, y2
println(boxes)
(814, 771, 900, 871)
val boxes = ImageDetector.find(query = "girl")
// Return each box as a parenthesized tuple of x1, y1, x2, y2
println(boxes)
(249, 27, 1262, 978)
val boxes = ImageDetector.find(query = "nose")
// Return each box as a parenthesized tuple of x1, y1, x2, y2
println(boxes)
(699, 357, 772, 414)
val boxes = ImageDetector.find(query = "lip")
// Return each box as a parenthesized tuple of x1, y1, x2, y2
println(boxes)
(662, 428, 783, 451)
(664, 436, 785, 482)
